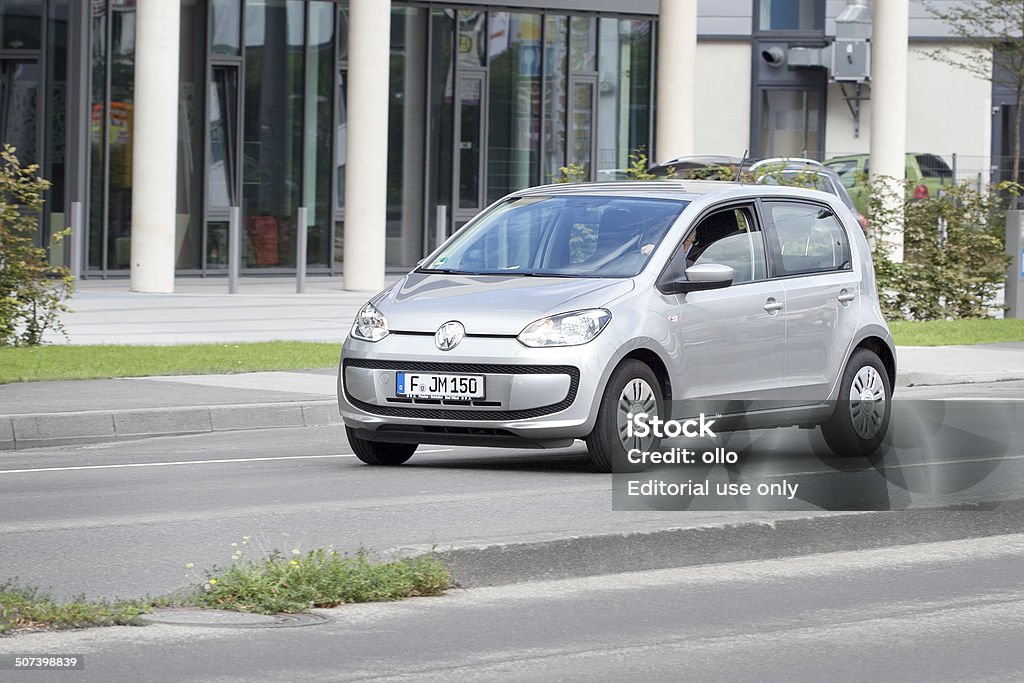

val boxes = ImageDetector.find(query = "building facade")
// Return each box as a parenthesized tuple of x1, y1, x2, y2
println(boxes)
(0, 0, 999, 281)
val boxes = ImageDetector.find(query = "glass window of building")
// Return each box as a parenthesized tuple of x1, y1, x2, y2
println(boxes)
(596, 18, 652, 181)
(757, 0, 821, 33)
(541, 15, 567, 185)
(487, 12, 541, 204)
(0, 0, 42, 49)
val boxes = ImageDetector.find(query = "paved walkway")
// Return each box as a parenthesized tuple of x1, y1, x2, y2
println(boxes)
(45, 276, 400, 345)
(0, 276, 1020, 450)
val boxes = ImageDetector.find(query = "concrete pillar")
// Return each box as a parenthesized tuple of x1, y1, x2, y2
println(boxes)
(130, 0, 181, 293)
(344, 0, 391, 292)
(655, 0, 697, 163)
(868, 0, 909, 263)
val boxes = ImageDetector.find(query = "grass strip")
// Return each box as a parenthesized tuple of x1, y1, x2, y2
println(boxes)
(189, 550, 451, 615)
(888, 318, 1024, 347)
(0, 341, 340, 384)
(0, 550, 450, 634)
(0, 581, 151, 635)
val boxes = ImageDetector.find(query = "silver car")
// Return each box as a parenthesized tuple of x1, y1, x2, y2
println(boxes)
(338, 181, 895, 472)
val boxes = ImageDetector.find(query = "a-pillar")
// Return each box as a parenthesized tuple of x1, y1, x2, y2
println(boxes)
(869, 0, 909, 263)
(344, 0, 392, 292)
(655, 0, 697, 163)
(130, 0, 181, 292)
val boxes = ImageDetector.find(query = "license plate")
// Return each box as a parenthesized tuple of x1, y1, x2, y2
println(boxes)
(395, 372, 485, 400)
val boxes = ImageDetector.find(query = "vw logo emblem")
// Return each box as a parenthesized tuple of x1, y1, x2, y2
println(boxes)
(435, 321, 465, 351)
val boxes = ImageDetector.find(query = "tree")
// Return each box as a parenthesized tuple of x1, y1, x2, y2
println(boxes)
(924, 1, 1024, 185)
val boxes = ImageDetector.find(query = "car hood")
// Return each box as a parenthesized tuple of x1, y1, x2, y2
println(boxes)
(376, 272, 635, 336)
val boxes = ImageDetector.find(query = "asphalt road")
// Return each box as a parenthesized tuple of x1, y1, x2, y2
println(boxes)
(2, 534, 1023, 682)
(0, 382, 1021, 601)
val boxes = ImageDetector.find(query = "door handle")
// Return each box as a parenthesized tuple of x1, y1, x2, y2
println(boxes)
(838, 289, 857, 304)
(763, 297, 784, 313)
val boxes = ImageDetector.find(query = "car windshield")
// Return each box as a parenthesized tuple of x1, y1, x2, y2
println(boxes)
(419, 195, 688, 278)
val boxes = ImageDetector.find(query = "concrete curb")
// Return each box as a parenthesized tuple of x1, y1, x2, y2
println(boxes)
(2, 369, 1020, 451)
(413, 504, 1024, 587)
(896, 372, 1024, 388)
(0, 400, 341, 451)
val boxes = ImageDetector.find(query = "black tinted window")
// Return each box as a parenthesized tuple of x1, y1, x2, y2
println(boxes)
(916, 153, 953, 179)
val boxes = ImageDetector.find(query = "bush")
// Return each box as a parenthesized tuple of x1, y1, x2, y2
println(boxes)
(0, 144, 72, 346)
(866, 179, 1012, 320)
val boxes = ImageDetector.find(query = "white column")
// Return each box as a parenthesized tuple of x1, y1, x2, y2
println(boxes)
(344, 0, 391, 292)
(869, 0, 909, 262)
(130, 0, 181, 293)
(655, 0, 697, 163)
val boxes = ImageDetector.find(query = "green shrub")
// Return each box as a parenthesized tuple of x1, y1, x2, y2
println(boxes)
(866, 179, 1012, 320)
(0, 145, 73, 346)
(191, 548, 451, 615)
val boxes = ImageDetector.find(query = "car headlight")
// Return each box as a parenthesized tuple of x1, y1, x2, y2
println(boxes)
(352, 302, 389, 342)
(517, 309, 611, 347)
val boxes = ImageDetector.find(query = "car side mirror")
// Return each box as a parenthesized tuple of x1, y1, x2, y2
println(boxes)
(658, 263, 735, 294)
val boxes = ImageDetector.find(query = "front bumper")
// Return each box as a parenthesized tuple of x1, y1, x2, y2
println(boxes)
(338, 333, 615, 447)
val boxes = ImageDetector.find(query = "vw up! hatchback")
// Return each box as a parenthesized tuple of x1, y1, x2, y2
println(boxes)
(338, 181, 895, 472)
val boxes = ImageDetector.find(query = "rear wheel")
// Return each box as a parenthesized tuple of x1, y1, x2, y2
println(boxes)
(821, 349, 891, 458)
(346, 427, 417, 466)
(586, 360, 665, 473)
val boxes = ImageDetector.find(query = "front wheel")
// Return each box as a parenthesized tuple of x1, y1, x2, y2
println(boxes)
(585, 360, 665, 473)
(346, 427, 417, 466)
(821, 349, 891, 458)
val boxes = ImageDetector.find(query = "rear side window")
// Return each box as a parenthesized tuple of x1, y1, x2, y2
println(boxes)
(823, 159, 860, 188)
(915, 153, 953, 179)
(764, 202, 851, 276)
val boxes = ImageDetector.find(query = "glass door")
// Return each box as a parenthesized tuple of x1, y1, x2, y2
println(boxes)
(453, 70, 486, 230)
(759, 88, 821, 160)
(205, 63, 240, 269)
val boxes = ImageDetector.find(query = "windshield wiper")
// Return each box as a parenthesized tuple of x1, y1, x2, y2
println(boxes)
(416, 268, 480, 275)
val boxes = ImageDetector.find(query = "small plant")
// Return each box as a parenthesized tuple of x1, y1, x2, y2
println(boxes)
(0, 580, 150, 635)
(866, 177, 1013, 320)
(188, 544, 451, 615)
(554, 163, 587, 183)
(0, 144, 73, 346)
(625, 148, 657, 180)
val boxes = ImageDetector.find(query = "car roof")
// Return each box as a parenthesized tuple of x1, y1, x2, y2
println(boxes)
(510, 180, 841, 204)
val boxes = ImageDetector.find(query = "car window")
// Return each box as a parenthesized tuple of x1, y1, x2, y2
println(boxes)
(764, 202, 851, 276)
(824, 160, 860, 188)
(915, 153, 953, 179)
(423, 195, 687, 277)
(684, 207, 767, 284)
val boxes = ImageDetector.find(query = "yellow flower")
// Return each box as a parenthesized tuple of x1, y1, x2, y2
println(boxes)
(209, 579, 217, 585)
(291, 549, 301, 556)
(185, 562, 194, 569)
(290, 560, 299, 566)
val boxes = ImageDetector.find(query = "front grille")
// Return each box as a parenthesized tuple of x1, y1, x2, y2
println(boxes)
(343, 360, 580, 421)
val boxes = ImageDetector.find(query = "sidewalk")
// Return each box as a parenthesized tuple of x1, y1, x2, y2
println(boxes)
(1, 277, 1021, 450)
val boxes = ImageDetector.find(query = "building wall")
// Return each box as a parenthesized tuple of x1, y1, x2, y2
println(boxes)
(824, 45, 991, 170)
(692, 41, 751, 157)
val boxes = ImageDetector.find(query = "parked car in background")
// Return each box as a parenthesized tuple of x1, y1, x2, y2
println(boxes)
(648, 155, 744, 179)
(338, 181, 895, 472)
(823, 153, 954, 214)
(750, 158, 868, 232)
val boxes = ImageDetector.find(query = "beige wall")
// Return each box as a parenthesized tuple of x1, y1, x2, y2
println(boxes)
(825, 44, 991, 179)
(692, 41, 751, 158)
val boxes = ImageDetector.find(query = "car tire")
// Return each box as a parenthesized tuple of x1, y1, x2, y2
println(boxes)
(821, 348, 891, 458)
(586, 359, 665, 473)
(346, 427, 417, 466)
